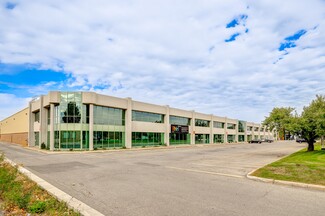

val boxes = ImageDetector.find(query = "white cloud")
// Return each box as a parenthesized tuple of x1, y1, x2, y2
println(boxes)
(0, 93, 30, 120)
(0, 0, 325, 122)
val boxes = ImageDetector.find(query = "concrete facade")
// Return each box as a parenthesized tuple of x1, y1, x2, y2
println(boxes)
(0, 91, 275, 150)
(0, 107, 29, 146)
(25, 91, 275, 150)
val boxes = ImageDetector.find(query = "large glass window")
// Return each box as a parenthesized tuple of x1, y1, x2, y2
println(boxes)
(247, 135, 252, 142)
(34, 111, 40, 122)
(213, 121, 224, 128)
(238, 121, 246, 132)
(82, 104, 90, 124)
(94, 105, 125, 125)
(195, 119, 210, 127)
(132, 132, 164, 147)
(60, 131, 81, 149)
(94, 131, 125, 149)
(60, 92, 82, 124)
(254, 127, 259, 132)
(170, 133, 190, 145)
(34, 132, 39, 146)
(247, 126, 253, 131)
(227, 134, 236, 143)
(227, 123, 236, 129)
(170, 116, 190, 126)
(238, 135, 245, 142)
(132, 111, 164, 123)
(213, 134, 224, 143)
(195, 134, 210, 144)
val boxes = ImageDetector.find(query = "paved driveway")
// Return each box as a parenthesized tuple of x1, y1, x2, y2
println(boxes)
(1, 141, 324, 216)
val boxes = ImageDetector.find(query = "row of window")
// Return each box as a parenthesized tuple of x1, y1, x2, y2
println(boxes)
(35, 101, 269, 132)
(40, 130, 268, 150)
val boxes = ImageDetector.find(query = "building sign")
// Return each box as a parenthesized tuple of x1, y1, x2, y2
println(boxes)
(171, 125, 189, 133)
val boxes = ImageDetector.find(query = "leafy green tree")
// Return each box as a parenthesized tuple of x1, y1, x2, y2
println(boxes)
(299, 95, 325, 151)
(263, 107, 295, 140)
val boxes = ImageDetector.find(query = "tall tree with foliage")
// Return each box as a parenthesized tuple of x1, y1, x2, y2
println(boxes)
(299, 95, 325, 151)
(263, 107, 295, 140)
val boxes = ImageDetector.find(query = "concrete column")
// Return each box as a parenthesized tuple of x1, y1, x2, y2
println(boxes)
(89, 104, 94, 150)
(125, 98, 132, 148)
(39, 96, 48, 148)
(244, 122, 247, 143)
(235, 120, 238, 143)
(224, 117, 228, 144)
(210, 114, 213, 144)
(190, 111, 195, 145)
(165, 105, 170, 146)
(28, 101, 35, 147)
(49, 103, 54, 151)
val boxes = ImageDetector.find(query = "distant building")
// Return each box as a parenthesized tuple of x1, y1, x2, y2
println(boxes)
(0, 91, 274, 150)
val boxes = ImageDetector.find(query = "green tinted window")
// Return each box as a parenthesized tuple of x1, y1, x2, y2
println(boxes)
(170, 116, 190, 126)
(227, 123, 236, 129)
(132, 111, 164, 123)
(94, 105, 125, 125)
(195, 119, 210, 127)
(213, 121, 224, 128)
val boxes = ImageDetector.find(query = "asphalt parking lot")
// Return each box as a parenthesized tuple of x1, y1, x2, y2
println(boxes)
(1, 141, 324, 216)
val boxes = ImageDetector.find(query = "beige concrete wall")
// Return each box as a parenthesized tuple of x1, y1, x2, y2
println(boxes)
(0, 107, 29, 146)
(28, 91, 274, 149)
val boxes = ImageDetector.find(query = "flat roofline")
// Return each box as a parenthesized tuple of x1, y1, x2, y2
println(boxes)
(0, 107, 29, 122)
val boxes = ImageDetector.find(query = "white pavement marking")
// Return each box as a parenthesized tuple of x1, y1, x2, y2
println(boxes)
(4, 158, 104, 216)
(165, 166, 245, 179)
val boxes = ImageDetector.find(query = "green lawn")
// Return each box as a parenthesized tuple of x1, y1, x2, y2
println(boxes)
(0, 154, 79, 215)
(252, 144, 325, 186)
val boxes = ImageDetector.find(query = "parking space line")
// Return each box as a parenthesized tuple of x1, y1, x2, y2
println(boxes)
(165, 166, 244, 179)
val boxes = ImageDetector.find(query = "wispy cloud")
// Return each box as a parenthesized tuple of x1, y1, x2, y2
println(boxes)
(0, 0, 325, 122)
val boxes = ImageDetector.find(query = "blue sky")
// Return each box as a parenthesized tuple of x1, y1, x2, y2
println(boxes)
(0, 0, 325, 122)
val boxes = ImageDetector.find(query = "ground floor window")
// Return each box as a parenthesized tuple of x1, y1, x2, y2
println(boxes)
(132, 132, 164, 147)
(34, 132, 39, 146)
(170, 133, 190, 145)
(227, 134, 236, 143)
(238, 135, 245, 142)
(94, 131, 125, 149)
(60, 131, 81, 149)
(195, 134, 210, 144)
(254, 135, 258, 140)
(247, 135, 252, 142)
(213, 134, 224, 143)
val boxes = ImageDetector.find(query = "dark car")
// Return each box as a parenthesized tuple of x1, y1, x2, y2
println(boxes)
(265, 138, 274, 143)
(249, 139, 262, 144)
(296, 138, 306, 143)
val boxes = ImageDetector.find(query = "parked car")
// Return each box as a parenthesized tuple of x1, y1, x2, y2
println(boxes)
(265, 138, 274, 143)
(249, 139, 262, 144)
(296, 138, 306, 143)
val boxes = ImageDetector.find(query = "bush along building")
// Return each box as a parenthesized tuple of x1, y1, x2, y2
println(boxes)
(0, 91, 275, 150)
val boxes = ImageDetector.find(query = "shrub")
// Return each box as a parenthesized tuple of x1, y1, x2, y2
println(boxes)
(28, 201, 46, 213)
(40, 143, 46, 149)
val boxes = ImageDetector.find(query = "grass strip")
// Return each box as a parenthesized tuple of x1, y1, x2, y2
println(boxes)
(0, 154, 80, 215)
(253, 143, 325, 186)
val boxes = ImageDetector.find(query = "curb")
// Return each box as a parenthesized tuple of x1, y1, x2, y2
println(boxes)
(246, 169, 325, 192)
(4, 158, 104, 216)
(24, 142, 244, 154)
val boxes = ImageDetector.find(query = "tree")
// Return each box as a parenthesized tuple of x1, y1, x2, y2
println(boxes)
(263, 107, 295, 140)
(299, 95, 325, 151)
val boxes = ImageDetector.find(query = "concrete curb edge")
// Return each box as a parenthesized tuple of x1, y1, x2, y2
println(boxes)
(4, 158, 104, 216)
(246, 169, 325, 191)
